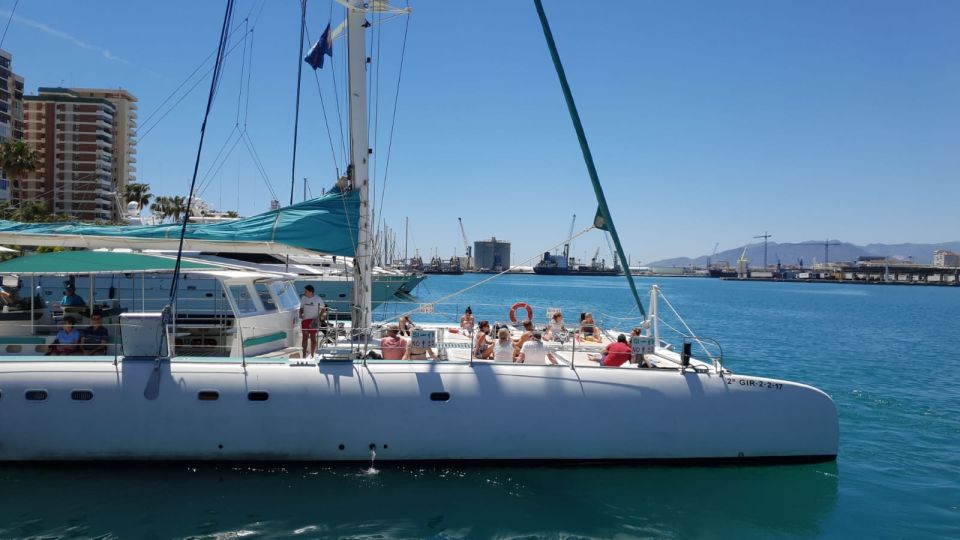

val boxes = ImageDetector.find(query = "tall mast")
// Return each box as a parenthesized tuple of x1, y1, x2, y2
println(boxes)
(338, 0, 411, 334)
(343, 1, 372, 334)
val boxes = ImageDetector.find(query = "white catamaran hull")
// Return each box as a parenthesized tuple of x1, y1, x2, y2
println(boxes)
(0, 360, 837, 463)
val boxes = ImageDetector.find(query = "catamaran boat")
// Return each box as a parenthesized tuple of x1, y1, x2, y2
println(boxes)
(0, 0, 837, 464)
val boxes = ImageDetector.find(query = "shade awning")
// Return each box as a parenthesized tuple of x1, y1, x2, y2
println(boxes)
(0, 251, 221, 276)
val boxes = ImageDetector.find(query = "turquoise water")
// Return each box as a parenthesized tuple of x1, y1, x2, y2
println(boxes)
(2, 275, 958, 538)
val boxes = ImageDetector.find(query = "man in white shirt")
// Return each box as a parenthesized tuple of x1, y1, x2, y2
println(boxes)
(299, 285, 324, 357)
(517, 332, 558, 365)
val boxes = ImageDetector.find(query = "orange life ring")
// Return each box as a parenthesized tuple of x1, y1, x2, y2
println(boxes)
(509, 302, 533, 323)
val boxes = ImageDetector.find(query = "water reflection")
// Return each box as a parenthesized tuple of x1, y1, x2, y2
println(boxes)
(0, 462, 838, 538)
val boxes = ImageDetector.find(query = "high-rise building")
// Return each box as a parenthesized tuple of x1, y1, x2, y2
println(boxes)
(0, 48, 26, 201)
(21, 87, 137, 221)
(69, 88, 138, 219)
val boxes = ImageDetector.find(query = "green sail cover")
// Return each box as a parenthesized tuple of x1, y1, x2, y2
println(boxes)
(0, 190, 360, 257)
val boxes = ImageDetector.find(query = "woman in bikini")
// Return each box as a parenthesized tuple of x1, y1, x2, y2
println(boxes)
(473, 320, 494, 359)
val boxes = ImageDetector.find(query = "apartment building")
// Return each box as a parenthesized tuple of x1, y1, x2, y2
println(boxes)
(69, 87, 138, 217)
(21, 87, 137, 221)
(933, 250, 960, 268)
(0, 48, 26, 200)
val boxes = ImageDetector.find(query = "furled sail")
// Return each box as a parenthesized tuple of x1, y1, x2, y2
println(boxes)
(0, 190, 360, 256)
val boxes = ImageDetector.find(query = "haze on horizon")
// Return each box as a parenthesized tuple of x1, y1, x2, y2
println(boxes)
(3, 0, 957, 264)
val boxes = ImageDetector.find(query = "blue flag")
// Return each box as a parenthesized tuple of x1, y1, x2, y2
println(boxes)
(305, 23, 333, 70)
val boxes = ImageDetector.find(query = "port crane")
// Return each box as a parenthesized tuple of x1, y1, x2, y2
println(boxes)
(737, 246, 749, 278)
(457, 217, 472, 270)
(707, 242, 719, 267)
(753, 232, 772, 268)
(562, 214, 576, 264)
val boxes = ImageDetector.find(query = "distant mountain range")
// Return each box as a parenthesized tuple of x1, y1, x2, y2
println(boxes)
(647, 241, 960, 268)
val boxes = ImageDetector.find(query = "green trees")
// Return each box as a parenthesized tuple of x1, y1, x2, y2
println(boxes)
(123, 182, 152, 212)
(0, 140, 40, 203)
(149, 195, 188, 223)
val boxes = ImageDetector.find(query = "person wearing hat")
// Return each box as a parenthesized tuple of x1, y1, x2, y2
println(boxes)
(61, 283, 86, 308)
(379, 325, 407, 360)
(299, 284, 324, 358)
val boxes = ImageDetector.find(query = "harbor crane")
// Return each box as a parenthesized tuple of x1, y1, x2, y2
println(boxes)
(562, 214, 576, 263)
(457, 217, 472, 270)
(753, 232, 772, 268)
(737, 246, 750, 278)
(707, 242, 719, 267)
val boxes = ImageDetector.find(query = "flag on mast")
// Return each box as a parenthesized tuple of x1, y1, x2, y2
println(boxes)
(305, 23, 333, 69)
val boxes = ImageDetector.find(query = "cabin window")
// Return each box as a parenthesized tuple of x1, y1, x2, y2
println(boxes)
(247, 391, 269, 402)
(254, 282, 277, 312)
(229, 285, 258, 315)
(71, 389, 94, 401)
(5, 345, 22, 353)
(25, 389, 48, 401)
(198, 390, 220, 401)
(271, 281, 300, 311)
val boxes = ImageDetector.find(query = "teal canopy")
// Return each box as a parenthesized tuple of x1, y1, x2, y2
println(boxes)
(0, 251, 220, 275)
(0, 190, 360, 257)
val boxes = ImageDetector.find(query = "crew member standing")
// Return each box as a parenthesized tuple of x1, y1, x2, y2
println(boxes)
(299, 285, 323, 358)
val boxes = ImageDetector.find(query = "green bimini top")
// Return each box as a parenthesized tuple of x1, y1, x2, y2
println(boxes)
(0, 251, 221, 276)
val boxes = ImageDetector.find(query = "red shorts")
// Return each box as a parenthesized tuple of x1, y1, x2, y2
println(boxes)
(301, 319, 318, 334)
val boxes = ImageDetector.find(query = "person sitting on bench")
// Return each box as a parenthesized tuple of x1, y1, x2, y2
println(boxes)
(48, 316, 81, 355)
(81, 313, 109, 355)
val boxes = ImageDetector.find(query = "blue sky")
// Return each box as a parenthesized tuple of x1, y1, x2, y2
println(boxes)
(3, 0, 958, 264)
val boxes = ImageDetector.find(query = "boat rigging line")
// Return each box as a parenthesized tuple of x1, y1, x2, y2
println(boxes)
(533, 0, 646, 318)
(138, 18, 252, 142)
(168, 0, 237, 323)
(374, 1, 411, 238)
(305, 21, 343, 179)
(290, 0, 308, 208)
(0, 0, 19, 50)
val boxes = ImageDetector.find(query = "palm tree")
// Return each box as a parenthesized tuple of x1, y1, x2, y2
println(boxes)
(150, 196, 171, 223)
(169, 195, 188, 223)
(12, 201, 53, 223)
(124, 182, 152, 213)
(0, 140, 40, 203)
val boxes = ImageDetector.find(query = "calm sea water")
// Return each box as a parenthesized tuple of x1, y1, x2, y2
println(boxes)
(1, 275, 958, 539)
